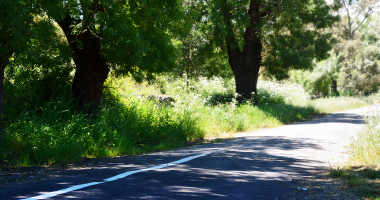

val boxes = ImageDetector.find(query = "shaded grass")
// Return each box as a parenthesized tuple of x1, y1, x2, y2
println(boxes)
(258, 103, 317, 124)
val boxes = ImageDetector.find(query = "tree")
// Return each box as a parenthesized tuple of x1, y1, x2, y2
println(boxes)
(0, 0, 35, 141)
(174, 1, 232, 87)
(196, 0, 339, 101)
(37, 0, 184, 110)
(291, 52, 340, 97)
(176, 22, 232, 85)
(339, 41, 380, 94)
(340, 0, 380, 40)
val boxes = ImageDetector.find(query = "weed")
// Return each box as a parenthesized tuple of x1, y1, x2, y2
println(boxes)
(329, 167, 348, 178)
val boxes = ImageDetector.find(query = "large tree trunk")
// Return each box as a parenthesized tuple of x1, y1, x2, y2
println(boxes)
(233, 67, 259, 100)
(71, 30, 109, 111)
(224, 0, 262, 103)
(226, 37, 261, 102)
(57, 15, 109, 111)
(0, 56, 7, 142)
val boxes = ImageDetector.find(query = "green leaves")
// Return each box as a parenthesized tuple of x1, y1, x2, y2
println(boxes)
(339, 42, 380, 95)
(48, 0, 185, 80)
(0, 0, 34, 59)
(261, 0, 339, 79)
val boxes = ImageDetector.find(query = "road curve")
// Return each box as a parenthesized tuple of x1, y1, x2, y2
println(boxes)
(1, 106, 376, 200)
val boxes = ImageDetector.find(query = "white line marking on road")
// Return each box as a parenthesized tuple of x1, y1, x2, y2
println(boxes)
(21, 149, 223, 200)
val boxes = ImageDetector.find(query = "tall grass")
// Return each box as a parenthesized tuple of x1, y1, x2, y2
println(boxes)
(2, 98, 204, 165)
(350, 109, 380, 165)
(310, 97, 368, 113)
(329, 107, 380, 199)
(0, 75, 374, 167)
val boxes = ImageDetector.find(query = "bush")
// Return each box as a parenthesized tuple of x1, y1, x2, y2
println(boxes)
(339, 42, 380, 95)
(257, 81, 309, 106)
(288, 52, 339, 97)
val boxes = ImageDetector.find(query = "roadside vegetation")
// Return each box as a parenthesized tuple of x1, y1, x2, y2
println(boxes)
(1, 73, 376, 168)
(329, 106, 380, 200)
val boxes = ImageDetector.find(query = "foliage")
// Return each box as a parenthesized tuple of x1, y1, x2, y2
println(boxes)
(289, 52, 339, 97)
(0, 0, 37, 140)
(262, 0, 340, 79)
(3, 63, 73, 122)
(37, 0, 184, 81)
(326, 7, 380, 96)
(174, 2, 233, 80)
(176, 33, 232, 79)
(310, 96, 368, 113)
(339, 42, 380, 95)
(360, 14, 380, 46)
(0, 0, 34, 58)
(2, 76, 205, 165)
(3, 13, 75, 122)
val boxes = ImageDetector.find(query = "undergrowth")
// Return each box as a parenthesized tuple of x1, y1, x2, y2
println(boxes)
(0, 74, 374, 167)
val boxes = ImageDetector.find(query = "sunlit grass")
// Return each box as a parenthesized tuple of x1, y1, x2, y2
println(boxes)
(310, 96, 368, 113)
(350, 108, 380, 166)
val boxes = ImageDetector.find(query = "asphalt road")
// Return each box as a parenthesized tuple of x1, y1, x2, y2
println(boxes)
(1, 106, 375, 200)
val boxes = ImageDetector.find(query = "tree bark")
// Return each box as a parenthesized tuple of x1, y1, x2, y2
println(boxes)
(71, 30, 109, 111)
(223, 0, 262, 102)
(0, 56, 7, 142)
(57, 15, 109, 111)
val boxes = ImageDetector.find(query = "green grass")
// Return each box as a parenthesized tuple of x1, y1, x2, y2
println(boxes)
(310, 96, 368, 113)
(0, 75, 375, 168)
